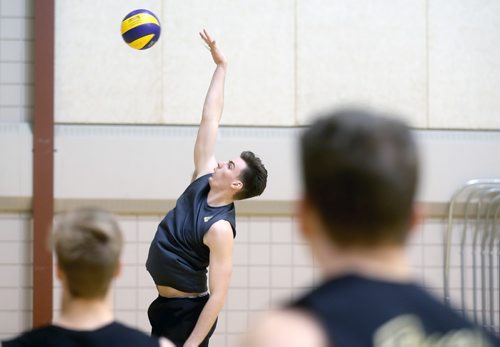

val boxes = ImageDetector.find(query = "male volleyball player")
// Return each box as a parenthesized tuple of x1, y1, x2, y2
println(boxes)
(245, 109, 499, 347)
(2, 207, 174, 347)
(146, 30, 267, 347)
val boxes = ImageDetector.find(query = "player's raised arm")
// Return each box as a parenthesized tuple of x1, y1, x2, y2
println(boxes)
(193, 29, 228, 180)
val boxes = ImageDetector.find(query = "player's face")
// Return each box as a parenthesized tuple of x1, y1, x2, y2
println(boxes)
(211, 157, 247, 189)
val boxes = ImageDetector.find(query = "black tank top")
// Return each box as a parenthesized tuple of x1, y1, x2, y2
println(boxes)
(146, 174, 236, 292)
(290, 274, 499, 347)
(2, 322, 160, 347)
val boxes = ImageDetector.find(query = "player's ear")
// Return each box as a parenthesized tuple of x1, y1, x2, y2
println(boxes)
(231, 180, 243, 192)
(298, 195, 327, 240)
(408, 203, 423, 235)
(113, 261, 122, 278)
(297, 196, 314, 240)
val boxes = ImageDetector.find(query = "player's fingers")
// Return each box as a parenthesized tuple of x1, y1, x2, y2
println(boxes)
(199, 31, 208, 43)
(203, 29, 214, 44)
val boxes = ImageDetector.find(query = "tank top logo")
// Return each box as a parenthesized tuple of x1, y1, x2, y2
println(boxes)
(374, 314, 492, 346)
(204, 216, 213, 222)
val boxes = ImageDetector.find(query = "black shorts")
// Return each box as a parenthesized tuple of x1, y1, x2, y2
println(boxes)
(148, 294, 217, 347)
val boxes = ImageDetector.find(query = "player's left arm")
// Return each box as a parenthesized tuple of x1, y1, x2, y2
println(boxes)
(183, 220, 234, 347)
(193, 30, 227, 181)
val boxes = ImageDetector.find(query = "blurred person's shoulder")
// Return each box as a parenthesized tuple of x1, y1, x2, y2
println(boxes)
(244, 308, 327, 347)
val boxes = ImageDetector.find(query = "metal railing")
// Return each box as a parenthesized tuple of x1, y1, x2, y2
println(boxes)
(444, 179, 500, 335)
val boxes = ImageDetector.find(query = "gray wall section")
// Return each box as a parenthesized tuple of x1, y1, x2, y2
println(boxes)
(52, 0, 500, 128)
(1, 123, 500, 213)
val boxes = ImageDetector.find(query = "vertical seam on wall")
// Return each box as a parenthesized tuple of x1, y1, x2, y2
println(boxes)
(268, 217, 272, 309)
(425, 0, 430, 128)
(246, 217, 250, 333)
(134, 215, 139, 326)
(160, 1, 165, 123)
(0, 3, 2, 66)
(293, 0, 298, 125)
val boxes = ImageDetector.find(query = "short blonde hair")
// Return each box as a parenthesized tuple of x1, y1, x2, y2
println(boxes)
(53, 207, 123, 298)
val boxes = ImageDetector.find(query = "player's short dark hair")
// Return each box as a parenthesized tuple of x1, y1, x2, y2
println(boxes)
(300, 108, 419, 247)
(234, 151, 268, 200)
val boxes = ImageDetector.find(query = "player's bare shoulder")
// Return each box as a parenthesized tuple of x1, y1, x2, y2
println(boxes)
(203, 220, 234, 248)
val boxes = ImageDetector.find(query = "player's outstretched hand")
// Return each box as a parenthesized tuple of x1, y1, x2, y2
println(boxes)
(199, 29, 227, 67)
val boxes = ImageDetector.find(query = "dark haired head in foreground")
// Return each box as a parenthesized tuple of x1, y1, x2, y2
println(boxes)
(245, 108, 499, 347)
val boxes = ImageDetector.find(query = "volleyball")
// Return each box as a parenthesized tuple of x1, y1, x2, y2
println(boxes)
(121, 9, 161, 50)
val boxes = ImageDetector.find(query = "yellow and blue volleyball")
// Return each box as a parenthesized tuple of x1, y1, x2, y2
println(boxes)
(121, 9, 161, 50)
